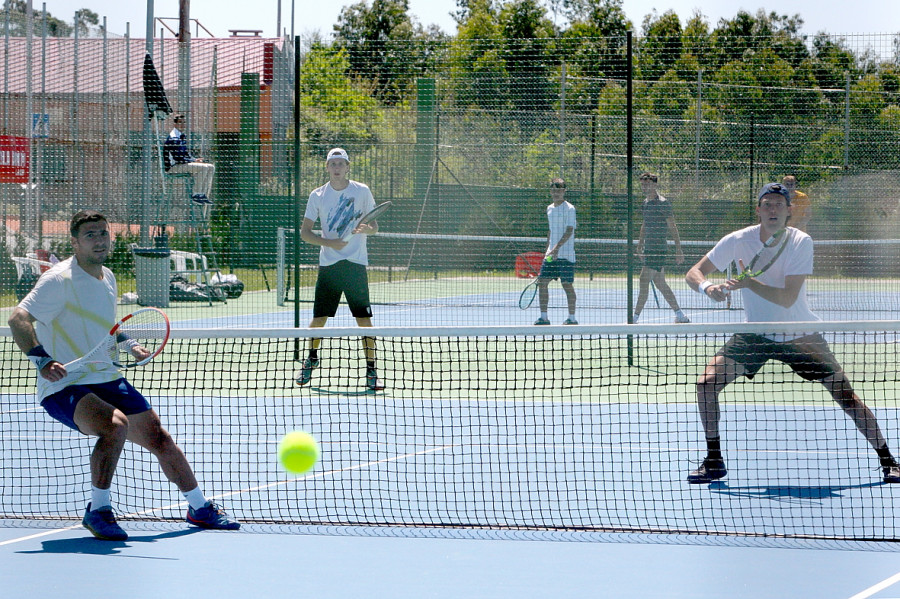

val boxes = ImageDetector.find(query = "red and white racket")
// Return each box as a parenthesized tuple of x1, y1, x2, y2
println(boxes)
(63, 307, 170, 372)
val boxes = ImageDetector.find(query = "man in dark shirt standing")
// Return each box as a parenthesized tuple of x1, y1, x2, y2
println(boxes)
(634, 172, 689, 323)
(164, 114, 215, 204)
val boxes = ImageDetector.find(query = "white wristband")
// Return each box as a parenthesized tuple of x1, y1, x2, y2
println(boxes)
(698, 280, 714, 295)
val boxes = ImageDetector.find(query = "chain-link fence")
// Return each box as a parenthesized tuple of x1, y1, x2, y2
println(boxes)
(2, 12, 900, 325)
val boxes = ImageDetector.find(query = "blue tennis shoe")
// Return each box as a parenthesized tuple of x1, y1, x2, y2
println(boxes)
(83, 503, 128, 541)
(186, 501, 241, 530)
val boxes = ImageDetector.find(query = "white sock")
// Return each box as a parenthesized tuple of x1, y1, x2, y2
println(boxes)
(633, 313, 640, 323)
(183, 487, 208, 510)
(569, 313, 576, 318)
(675, 309, 685, 317)
(91, 486, 111, 510)
(540, 312, 548, 319)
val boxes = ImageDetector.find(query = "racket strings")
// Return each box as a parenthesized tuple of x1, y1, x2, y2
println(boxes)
(115, 311, 169, 366)
(737, 229, 792, 280)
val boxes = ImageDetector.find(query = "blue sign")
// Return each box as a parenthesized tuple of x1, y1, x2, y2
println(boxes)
(32, 113, 49, 139)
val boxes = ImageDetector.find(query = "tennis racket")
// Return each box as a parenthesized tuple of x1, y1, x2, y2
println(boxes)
(650, 279, 661, 308)
(342, 201, 392, 241)
(733, 228, 792, 281)
(518, 278, 539, 310)
(63, 307, 170, 372)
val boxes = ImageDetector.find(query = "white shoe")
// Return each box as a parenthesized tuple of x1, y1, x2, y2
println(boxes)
(675, 314, 691, 324)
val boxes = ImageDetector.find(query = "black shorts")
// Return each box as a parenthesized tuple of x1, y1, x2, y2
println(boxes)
(642, 244, 668, 271)
(716, 333, 840, 382)
(537, 259, 575, 283)
(313, 260, 373, 318)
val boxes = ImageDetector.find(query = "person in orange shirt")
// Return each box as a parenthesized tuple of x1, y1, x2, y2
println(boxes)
(782, 175, 810, 231)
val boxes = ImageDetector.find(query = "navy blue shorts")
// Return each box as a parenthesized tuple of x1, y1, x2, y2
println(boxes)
(537, 259, 575, 284)
(41, 379, 152, 432)
(313, 260, 373, 318)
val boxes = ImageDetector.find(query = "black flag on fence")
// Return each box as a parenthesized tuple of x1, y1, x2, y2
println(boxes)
(142, 53, 172, 120)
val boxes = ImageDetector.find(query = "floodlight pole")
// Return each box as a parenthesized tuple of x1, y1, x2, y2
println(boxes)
(25, 0, 33, 239)
(178, 0, 191, 130)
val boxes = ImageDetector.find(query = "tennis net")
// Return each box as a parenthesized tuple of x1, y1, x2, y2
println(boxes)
(3, 322, 900, 541)
(276, 229, 900, 323)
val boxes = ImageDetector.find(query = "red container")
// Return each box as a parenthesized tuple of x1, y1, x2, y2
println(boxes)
(515, 252, 543, 278)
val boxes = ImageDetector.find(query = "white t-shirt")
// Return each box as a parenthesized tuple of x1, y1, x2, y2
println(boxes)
(546, 201, 577, 263)
(304, 180, 376, 267)
(706, 225, 818, 327)
(17, 257, 121, 402)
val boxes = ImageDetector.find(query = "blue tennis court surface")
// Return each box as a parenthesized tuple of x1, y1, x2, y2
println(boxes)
(5, 523, 900, 598)
(4, 390, 900, 539)
(5, 321, 900, 598)
(166, 284, 900, 329)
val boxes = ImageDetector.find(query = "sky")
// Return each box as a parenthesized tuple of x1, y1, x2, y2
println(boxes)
(36, 0, 898, 39)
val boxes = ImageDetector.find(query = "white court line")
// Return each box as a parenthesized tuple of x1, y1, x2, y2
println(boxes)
(0, 444, 454, 546)
(209, 444, 456, 500)
(848, 571, 900, 599)
(0, 524, 82, 547)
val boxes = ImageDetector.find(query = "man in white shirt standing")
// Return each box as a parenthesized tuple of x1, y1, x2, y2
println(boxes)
(534, 178, 578, 325)
(684, 183, 900, 484)
(7, 210, 240, 540)
(295, 148, 384, 391)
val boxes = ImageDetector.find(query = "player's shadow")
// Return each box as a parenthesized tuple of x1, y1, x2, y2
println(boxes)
(16, 528, 201, 557)
(708, 480, 884, 502)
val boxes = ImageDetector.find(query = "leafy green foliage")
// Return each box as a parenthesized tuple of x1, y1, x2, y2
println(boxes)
(299, 42, 381, 152)
(1, 1, 98, 37)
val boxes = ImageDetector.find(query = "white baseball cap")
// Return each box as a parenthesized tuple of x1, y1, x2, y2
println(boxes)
(326, 147, 350, 163)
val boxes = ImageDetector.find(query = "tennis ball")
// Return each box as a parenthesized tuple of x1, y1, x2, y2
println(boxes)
(278, 431, 319, 474)
(544, 255, 554, 262)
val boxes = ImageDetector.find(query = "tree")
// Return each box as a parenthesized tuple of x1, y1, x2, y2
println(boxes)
(449, 0, 505, 109)
(449, 0, 556, 117)
(555, 0, 631, 113)
(639, 10, 682, 82)
(334, 0, 444, 105)
(299, 42, 381, 150)
(452, 0, 495, 24)
(709, 9, 808, 70)
(808, 35, 859, 89)
(681, 11, 711, 68)
(1, 0, 84, 37)
(499, 0, 556, 115)
(74, 8, 99, 37)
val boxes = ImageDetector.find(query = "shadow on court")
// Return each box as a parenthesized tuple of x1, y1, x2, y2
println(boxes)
(16, 528, 201, 557)
(708, 480, 884, 501)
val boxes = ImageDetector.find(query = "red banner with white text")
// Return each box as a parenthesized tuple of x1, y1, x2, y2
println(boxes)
(0, 135, 29, 183)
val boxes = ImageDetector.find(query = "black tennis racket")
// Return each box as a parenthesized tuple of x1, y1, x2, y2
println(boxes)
(518, 278, 539, 310)
(63, 307, 170, 372)
(650, 279, 661, 308)
(733, 228, 792, 281)
(342, 201, 392, 241)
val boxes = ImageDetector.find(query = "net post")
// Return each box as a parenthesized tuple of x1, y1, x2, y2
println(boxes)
(292, 34, 302, 360)
(626, 30, 635, 366)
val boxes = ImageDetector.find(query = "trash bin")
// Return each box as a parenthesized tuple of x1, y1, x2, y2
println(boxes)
(132, 247, 171, 308)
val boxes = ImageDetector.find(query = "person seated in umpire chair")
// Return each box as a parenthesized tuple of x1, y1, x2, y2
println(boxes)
(164, 114, 215, 204)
